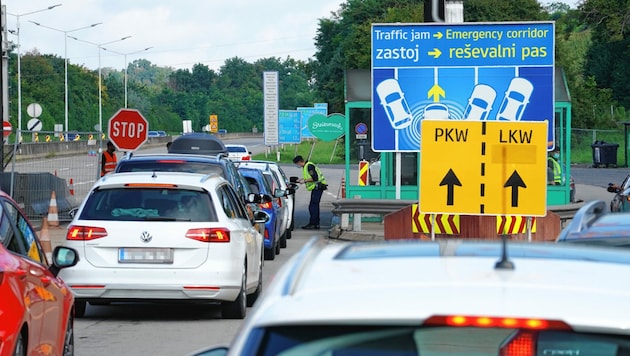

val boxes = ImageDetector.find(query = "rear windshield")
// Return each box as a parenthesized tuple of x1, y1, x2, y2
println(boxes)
(79, 188, 217, 222)
(116, 160, 225, 176)
(227, 146, 247, 153)
(249, 325, 630, 355)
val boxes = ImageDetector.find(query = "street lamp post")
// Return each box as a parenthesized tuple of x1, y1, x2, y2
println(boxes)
(29, 21, 102, 134)
(7, 4, 62, 142)
(102, 46, 152, 108)
(68, 35, 131, 134)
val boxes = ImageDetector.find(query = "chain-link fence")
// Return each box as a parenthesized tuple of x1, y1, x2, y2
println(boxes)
(2, 130, 106, 223)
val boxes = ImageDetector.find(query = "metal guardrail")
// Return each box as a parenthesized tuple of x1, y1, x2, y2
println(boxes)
(332, 199, 418, 215)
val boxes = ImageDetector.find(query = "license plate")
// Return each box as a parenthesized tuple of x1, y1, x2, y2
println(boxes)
(118, 248, 174, 264)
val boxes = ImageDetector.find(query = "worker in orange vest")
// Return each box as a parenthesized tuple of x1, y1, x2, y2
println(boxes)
(101, 141, 118, 177)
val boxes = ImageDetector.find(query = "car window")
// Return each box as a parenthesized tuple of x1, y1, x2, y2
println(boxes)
(227, 146, 247, 153)
(78, 188, 218, 222)
(249, 325, 630, 355)
(217, 185, 239, 219)
(0, 199, 44, 263)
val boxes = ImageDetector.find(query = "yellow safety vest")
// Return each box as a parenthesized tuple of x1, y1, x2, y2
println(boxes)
(302, 162, 327, 191)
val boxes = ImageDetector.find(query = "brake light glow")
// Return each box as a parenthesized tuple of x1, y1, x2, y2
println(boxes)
(242, 156, 251, 161)
(424, 315, 571, 330)
(499, 331, 536, 356)
(260, 201, 273, 209)
(186, 228, 230, 242)
(264, 228, 269, 241)
(67, 225, 108, 240)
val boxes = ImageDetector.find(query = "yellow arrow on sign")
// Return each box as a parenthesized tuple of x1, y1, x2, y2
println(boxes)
(428, 48, 442, 58)
(420, 120, 548, 217)
(427, 84, 445, 102)
(433, 32, 443, 39)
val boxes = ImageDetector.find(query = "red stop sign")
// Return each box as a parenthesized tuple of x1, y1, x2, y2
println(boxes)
(107, 109, 148, 151)
(3, 121, 12, 138)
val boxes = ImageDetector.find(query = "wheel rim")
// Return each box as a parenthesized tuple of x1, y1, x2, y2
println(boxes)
(63, 319, 74, 356)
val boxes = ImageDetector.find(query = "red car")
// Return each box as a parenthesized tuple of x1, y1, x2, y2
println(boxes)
(0, 190, 79, 356)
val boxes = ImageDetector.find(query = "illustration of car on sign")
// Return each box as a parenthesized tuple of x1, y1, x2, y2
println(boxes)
(496, 77, 534, 121)
(376, 78, 413, 129)
(423, 103, 450, 120)
(463, 84, 496, 121)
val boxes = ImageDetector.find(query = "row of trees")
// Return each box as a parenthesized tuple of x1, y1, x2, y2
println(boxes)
(6, 0, 630, 134)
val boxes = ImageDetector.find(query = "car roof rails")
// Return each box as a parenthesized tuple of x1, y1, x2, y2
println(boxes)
(556, 200, 607, 241)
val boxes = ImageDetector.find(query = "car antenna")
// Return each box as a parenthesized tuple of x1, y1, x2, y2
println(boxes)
(494, 234, 514, 270)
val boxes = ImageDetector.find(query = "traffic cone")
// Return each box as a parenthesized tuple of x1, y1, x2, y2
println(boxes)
(68, 178, 75, 197)
(39, 217, 53, 262)
(47, 191, 60, 228)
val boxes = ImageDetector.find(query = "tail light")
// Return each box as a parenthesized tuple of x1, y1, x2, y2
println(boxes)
(276, 197, 282, 207)
(67, 225, 108, 240)
(186, 228, 230, 242)
(264, 228, 269, 241)
(424, 315, 571, 356)
(260, 201, 273, 209)
(499, 331, 536, 356)
(242, 156, 251, 161)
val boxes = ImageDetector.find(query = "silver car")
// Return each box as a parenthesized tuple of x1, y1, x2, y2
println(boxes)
(196, 237, 630, 354)
(60, 171, 269, 319)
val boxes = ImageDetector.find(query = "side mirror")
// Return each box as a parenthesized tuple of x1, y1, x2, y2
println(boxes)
(607, 184, 620, 193)
(273, 189, 287, 198)
(260, 194, 272, 203)
(253, 210, 270, 225)
(286, 188, 296, 195)
(288, 183, 299, 191)
(289, 176, 300, 183)
(68, 207, 78, 219)
(247, 193, 262, 204)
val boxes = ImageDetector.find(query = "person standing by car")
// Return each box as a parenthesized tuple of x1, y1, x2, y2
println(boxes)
(293, 155, 327, 230)
(101, 141, 118, 177)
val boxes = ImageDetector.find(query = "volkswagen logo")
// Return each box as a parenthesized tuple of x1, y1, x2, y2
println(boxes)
(140, 231, 152, 243)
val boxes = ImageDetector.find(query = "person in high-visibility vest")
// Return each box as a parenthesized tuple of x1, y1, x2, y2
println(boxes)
(101, 141, 118, 177)
(547, 148, 562, 185)
(293, 155, 327, 230)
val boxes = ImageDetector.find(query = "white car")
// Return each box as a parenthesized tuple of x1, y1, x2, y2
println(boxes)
(497, 77, 534, 121)
(60, 171, 269, 319)
(423, 102, 450, 120)
(235, 161, 297, 240)
(195, 238, 630, 355)
(225, 144, 251, 161)
(463, 84, 496, 120)
(376, 78, 413, 129)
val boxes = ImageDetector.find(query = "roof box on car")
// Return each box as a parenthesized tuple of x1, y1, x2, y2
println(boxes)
(168, 133, 228, 155)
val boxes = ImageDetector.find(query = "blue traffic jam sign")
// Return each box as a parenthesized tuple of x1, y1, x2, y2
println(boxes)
(371, 22, 555, 152)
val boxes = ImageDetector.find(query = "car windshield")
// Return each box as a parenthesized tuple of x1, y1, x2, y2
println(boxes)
(78, 188, 217, 222)
(248, 325, 630, 355)
(227, 146, 247, 153)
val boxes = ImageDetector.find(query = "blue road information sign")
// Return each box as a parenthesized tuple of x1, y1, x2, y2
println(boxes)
(298, 107, 328, 139)
(279, 110, 301, 144)
(420, 120, 548, 217)
(371, 22, 555, 152)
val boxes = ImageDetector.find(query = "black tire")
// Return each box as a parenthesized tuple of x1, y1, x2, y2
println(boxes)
(221, 264, 247, 319)
(62, 317, 74, 356)
(13, 330, 26, 356)
(247, 255, 263, 307)
(75, 301, 87, 318)
(275, 238, 281, 255)
(279, 231, 287, 248)
(264, 244, 276, 260)
(285, 228, 292, 240)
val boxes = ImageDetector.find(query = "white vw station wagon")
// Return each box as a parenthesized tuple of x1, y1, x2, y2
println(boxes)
(60, 171, 269, 319)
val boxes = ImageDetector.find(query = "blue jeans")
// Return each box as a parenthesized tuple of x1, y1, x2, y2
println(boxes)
(309, 188, 324, 226)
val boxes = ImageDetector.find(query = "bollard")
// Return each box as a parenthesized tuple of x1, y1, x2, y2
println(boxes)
(352, 195, 362, 231)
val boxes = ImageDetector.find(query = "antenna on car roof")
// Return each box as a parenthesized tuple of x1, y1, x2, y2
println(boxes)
(494, 234, 514, 270)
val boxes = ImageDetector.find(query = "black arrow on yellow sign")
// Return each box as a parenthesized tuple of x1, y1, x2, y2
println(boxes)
(440, 168, 461, 206)
(504, 170, 527, 207)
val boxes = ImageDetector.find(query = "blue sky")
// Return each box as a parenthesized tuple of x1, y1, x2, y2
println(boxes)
(3, 0, 344, 71)
(3, 0, 580, 72)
